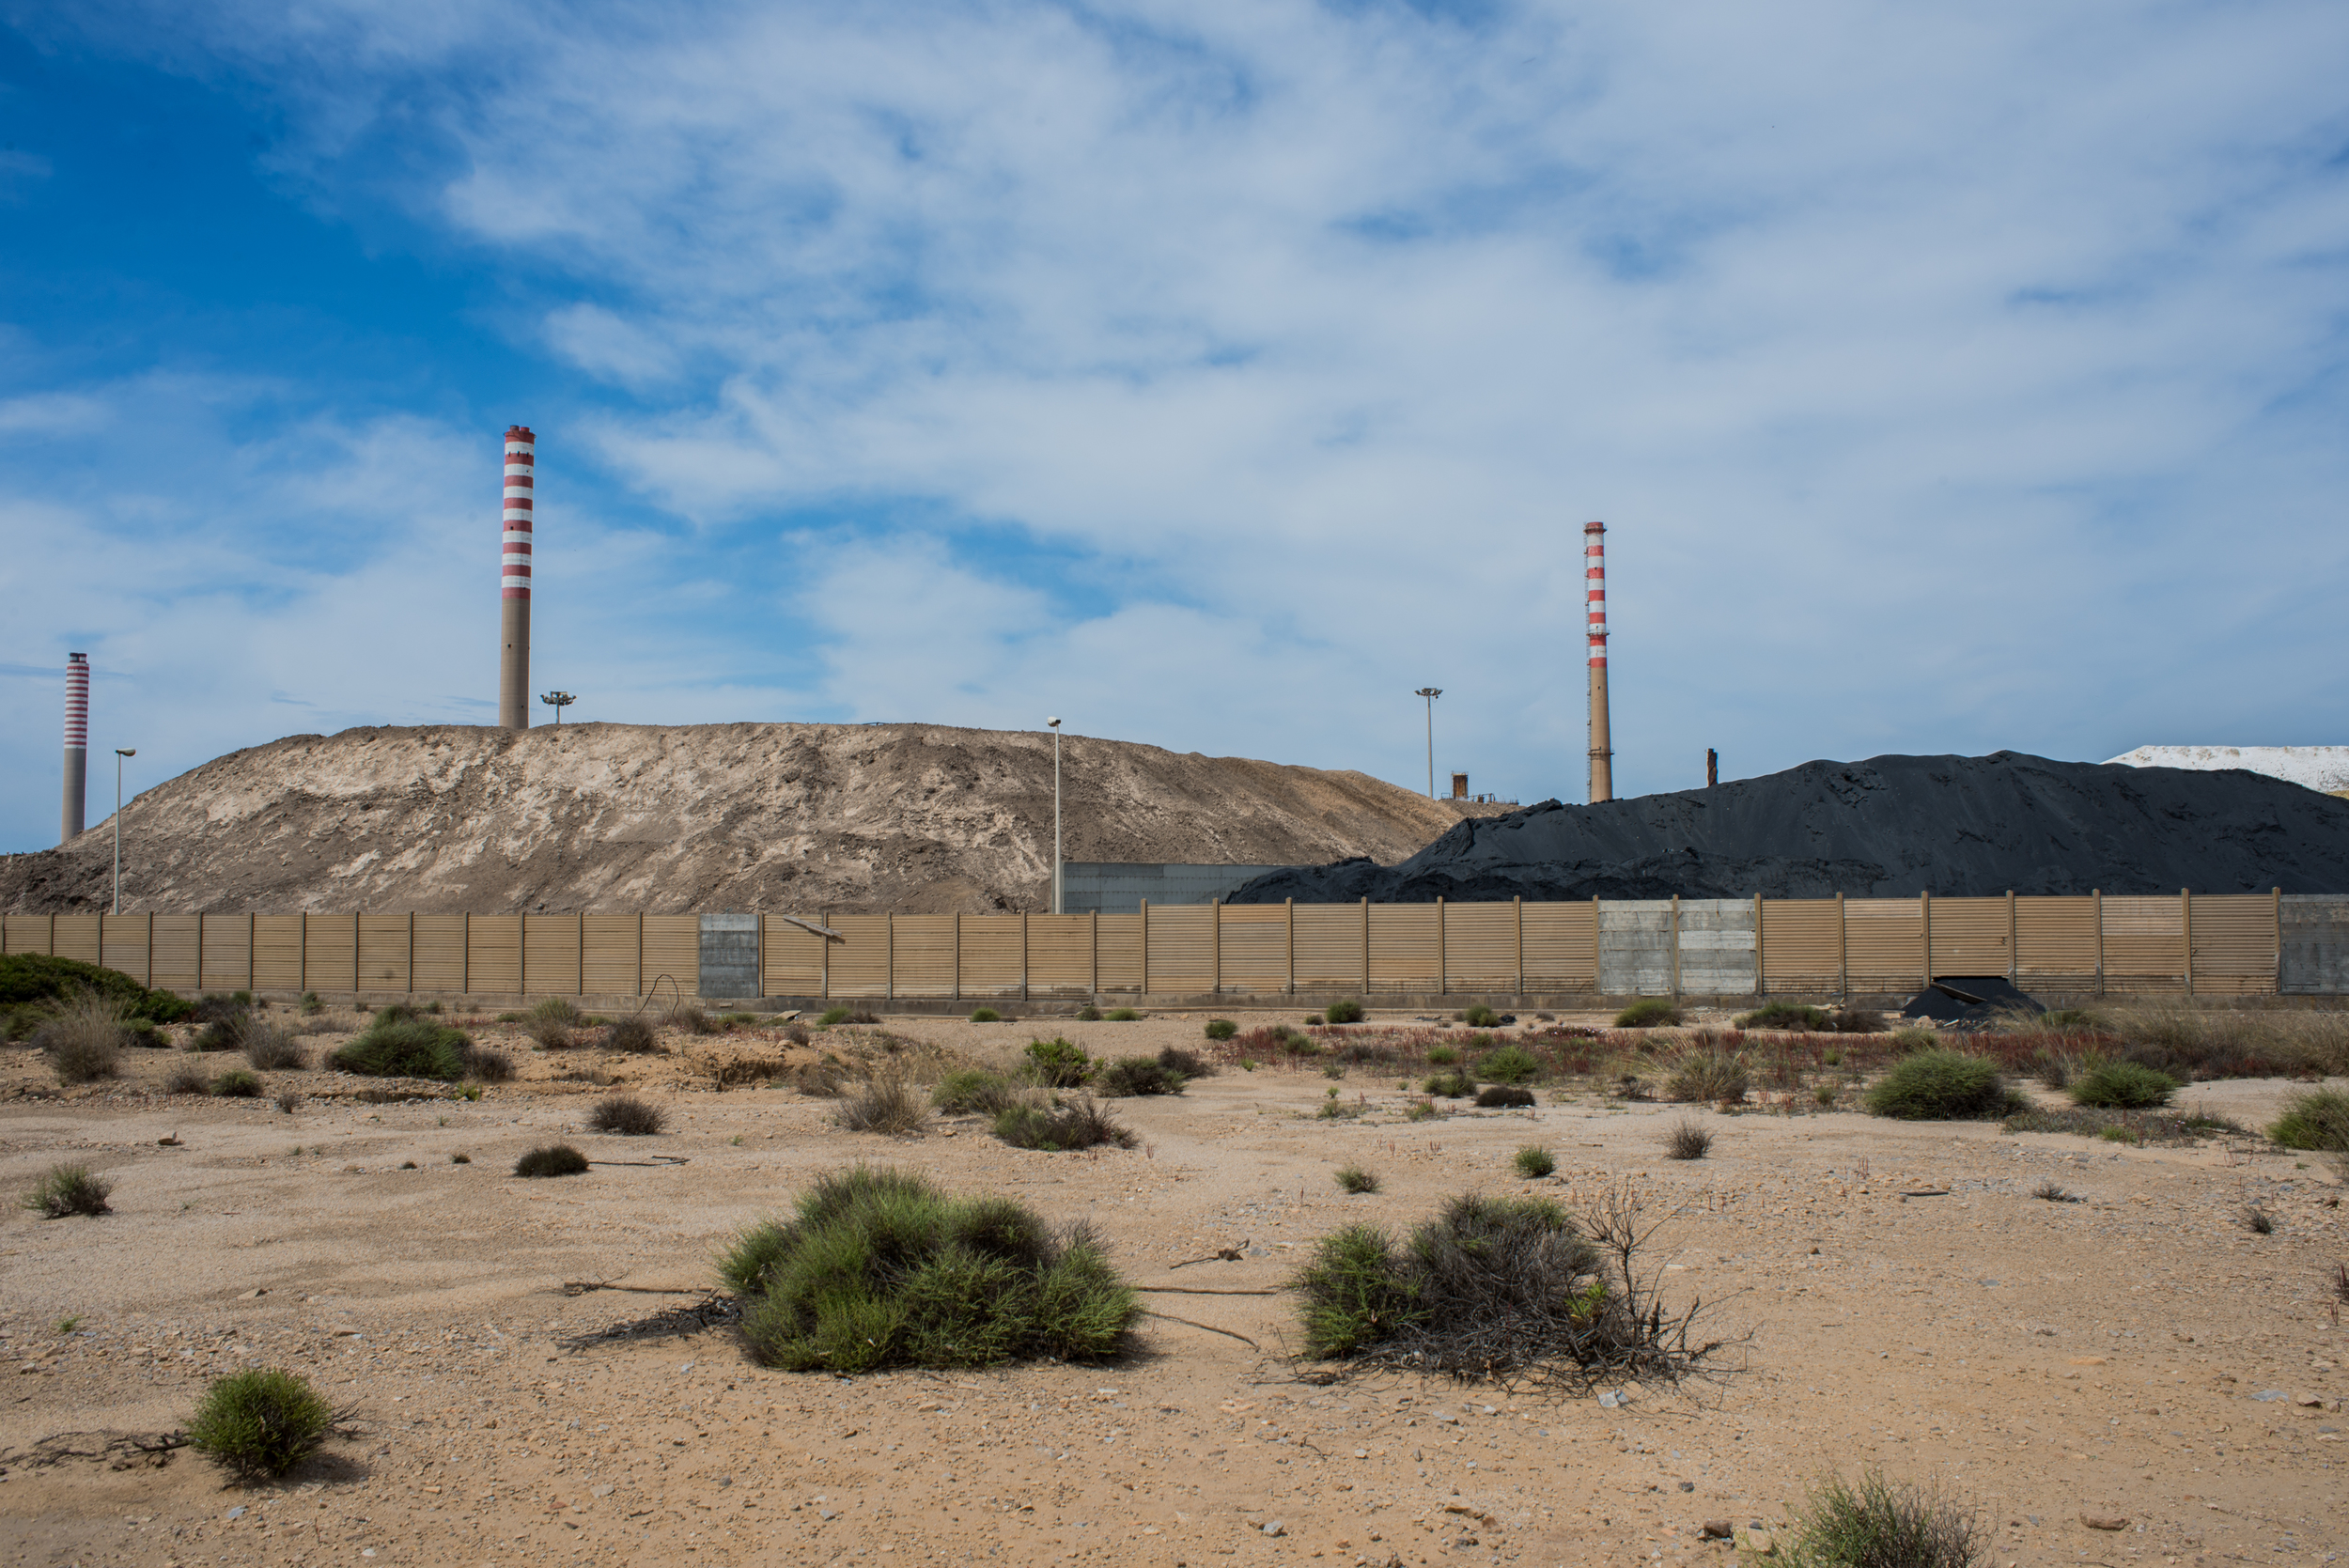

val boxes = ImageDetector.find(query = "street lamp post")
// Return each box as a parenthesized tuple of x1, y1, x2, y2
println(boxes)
(112, 748, 135, 916)
(539, 691, 576, 725)
(1047, 718, 1063, 916)
(1414, 688, 1441, 799)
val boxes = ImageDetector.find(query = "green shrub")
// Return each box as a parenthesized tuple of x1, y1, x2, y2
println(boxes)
(1664, 1118, 1713, 1160)
(1890, 1025, 1939, 1051)
(590, 1094, 664, 1135)
(1476, 1045, 1542, 1085)
(2067, 1059, 2178, 1110)
(468, 1046, 514, 1083)
(1737, 1001, 1828, 1032)
(187, 1368, 335, 1479)
(1614, 999, 1682, 1029)
(1425, 1044, 1461, 1065)
(1023, 1036, 1095, 1087)
(1204, 1018, 1237, 1041)
(1462, 1004, 1501, 1028)
(37, 995, 126, 1083)
(212, 1068, 262, 1098)
(1512, 1145, 1556, 1178)
(1865, 1048, 2015, 1121)
(991, 1095, 1135, 1151)
(0, 953, 193, 1024)
(125, 1020, 169, 1048)
(817, 1007, 851, 1026)
(1097, 1057, 1187, 1096)
(166, 1061, 211, 1095)
(24, 1162, 112, 1218)
(1074, 1005, 1101, 1021)
(1476, 1084, 1535, 1108)
(1158, 1046, 1212, 1078)
(1666, 1048, 1749, 1105)
(241, 1022, 306, 1071)
(297, 991, 322, 1015)
(1335, 1165, 1379, 1194)
(1423, 1070, 1474, 1098)
(2269, 1088, 2349, 1152)
(604, 1015, 661, 1053)
(515, 1144, 589, 1178)
(933, 1069, 1021, 1114)
(1293, 1195, 1581, 1363)
(969, 1007, 1002, 1023)
(1105, 1008, 1142, 1022)
(1829, 1007, 1886, 1033)
(835, 1074, 931, 1135)
(1324, 999, 1365, 1024)
(328, 1018, 472, 1081)
(1403, 1098, 1439, 1121)
(1781, 1469, 1985, 1568)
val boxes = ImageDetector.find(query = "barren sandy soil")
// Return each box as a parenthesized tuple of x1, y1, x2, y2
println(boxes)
(2, 1009, 2344, 1568)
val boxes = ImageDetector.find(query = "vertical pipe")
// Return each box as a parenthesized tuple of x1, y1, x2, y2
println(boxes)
(2092, 889, 2104, 998)
(2007, 890, 2017, 989)
(1360, 896, 1370, 993)
(1089, 908, 1098, 1000)
(498, 426, 536, 729)
(953, 911, 962, 1001)
(1669, 893, 1680, 1001)
(1514, 894, 1524, 998)
(1583, 521, 1612, 803)
(1139, 900, 1148, 997)
(1836, 891, 1846, 999)
(1752, 891, 1764, 999)
(1211, 901, 1221, 996)
(1285, 898, 1296, 996)
(1435, 896, 1446, 999)
(1919, 890, 1932, 988)
(2182, 888, 2193, 997)
(60, 653, 87, 844)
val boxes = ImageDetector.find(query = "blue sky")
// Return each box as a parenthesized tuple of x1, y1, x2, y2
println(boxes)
(4, 0, 2346, 853)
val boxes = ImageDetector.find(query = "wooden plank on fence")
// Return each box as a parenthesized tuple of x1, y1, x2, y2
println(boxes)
(759, 917, 824, 998)
(467, 915, 522, 995)
(413, 915, 466, 993)
(253, 915, 303, 992)
(2190, 893, 2278, 996)
(2015, 896, 2098, 990)
(1367, 904, 1439, 993)
(358, 913, 412, 994)
(2103, 896, 2186, 993)
(1843, 899, 1922, 993)
(1027, 914, 1094, 997)
(1442, 902, 1517, 992)
(891, 915, 957, 998)
(1521, 902, 1597, 990)
(641, 916, 697, 999)
(150, 914, 201, 991)
(1216, 905, 1288, 994)
(201, 915, 251, 992)
(1146, 905, 1214, 994)
(583, 915, 640, 996)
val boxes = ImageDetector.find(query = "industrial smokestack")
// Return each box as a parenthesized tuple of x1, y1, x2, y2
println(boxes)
(498, 425, 536, 729)
(60, 652, 87, 844)
(1584, 520, 1612, 802)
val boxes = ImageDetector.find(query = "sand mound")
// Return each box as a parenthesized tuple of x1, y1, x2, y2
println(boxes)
(1229, 751, 2349, 903)
(0, 722, 1495, 915)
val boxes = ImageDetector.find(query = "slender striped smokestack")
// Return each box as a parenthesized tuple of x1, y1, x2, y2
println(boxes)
(60, 652, 88, 844)
(1584, 520, 1612, 803)
(498, 426, 536, 729)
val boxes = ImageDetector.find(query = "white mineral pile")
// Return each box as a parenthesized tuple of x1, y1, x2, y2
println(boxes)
(2106, 744, 2349, 794)
(0, 722, 1501, 915)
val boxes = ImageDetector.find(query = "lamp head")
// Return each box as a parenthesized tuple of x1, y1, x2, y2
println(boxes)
(1047, 717, 1061, 728)
(116, 748, 135, 757)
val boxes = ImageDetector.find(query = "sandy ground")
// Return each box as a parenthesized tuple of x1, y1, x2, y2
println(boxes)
(2, 1007, 2344, 1568)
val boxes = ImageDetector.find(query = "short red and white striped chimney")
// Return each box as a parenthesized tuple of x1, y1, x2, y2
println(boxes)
(60, 652, 88, 843)
(498, 425, 535, 729)
(1583, 520, 1612, 803)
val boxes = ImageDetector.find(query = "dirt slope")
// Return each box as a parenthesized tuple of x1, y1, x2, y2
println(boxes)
(1232, 750, 2349, 903)
(0, 722, 1499, 915)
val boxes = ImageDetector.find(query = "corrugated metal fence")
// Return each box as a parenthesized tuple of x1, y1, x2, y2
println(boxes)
(0, 891, 2310, 1000)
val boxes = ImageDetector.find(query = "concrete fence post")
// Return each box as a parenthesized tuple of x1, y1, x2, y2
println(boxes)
(1835, 893, 1845, 999)
(1436, 896, 1446, 998)
(1211, 901, 1222, 996)
(1669, 894, 1680, 1001)
(1514, 895, 1524, 997)
(2006, 890, 2017, 987)
(2092, 890, 2104, 998)
(1139, 901, 1149, 997)
(1360, 897, 1369, 993)
(2182, 889, 2193, 997)
(1919, 891, 1932, 988)
(1752, 892, 1764, 998)
(1285, 898, 1296, 995)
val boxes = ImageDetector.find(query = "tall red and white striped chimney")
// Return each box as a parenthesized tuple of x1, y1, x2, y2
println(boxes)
(1584, 520, 1612, 803)
(498, 426, 535, 729)
(60, 652, 88, 844)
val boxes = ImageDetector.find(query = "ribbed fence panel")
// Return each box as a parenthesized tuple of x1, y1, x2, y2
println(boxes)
(583, 915, 640, 996)
(2015, 897, 2098, 991)
(2190, 894, 2277, 995)
(150, 915, 201, 991)
(1145, 905, 1214, 993)
(1843, 900, 1923, 992)
(201, 915, 253, 992)
(101, 913, 148, 982)
(252, 915, 303, 992)
(2, 914, 51, 955)
(828, 915, 891, 998)
(1096, 914, 1143, 992)
(2103, 896, 2186, 993)
(1027, 914, 1094, 996)
(1761, 901, 1841, 993)
(412, 915, 467, 993)
(958, 916, 1025, 998)
(1928, 897, 2010, 977)
(357, 914, 412, 994)
(1292, 905, 1364, 989)
(1367, 904, 1439, 993)
(759, 918, 825, 998)
(1217, 905, 1288, 993)
(892, 916, 957, 998)
(303, 914, 357, 995)
(1521, 903, 1597, 990)
(1442, 902, 1517, 991)
(641, 916, 698, 1000)
(467, 916, 522, 996)
(524, 914, 583, 995)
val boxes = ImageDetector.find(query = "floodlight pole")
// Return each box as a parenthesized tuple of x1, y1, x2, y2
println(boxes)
(1414, 688, 1442, 799)
(539, 691, 576, 725)
(112, 748, 135, 916)
(1047, 718, 1063, 915)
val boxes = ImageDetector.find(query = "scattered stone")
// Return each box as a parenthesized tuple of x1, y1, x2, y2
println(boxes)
(2080, 1514, 2128, 1531)
(1263, 1519, 1285, 1537)
(1701, 1520, 1735, 1539)
(1734, 1526, 1776, 1555)
(1677, 1481, 1695, 1492)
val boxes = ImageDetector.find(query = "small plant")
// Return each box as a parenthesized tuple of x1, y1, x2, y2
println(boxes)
(1476, 1084, 1536, 1108)
(2068, 1060, 2178, 1110)
(1158, 1046, 1211, 1078)
(1614, 999, 1682, 1029)
(1663, 1119, 1713, 1160)
(187, 1367, 335, 1479)
(2096, 1123, 2139, 1144)
(969, 1007, 1003, 1023)
(526, 1017, 576, 1050)
(1476, 1045, 1542, 1086)
(590, 1094, 664, 1136)
(212, 1068, 262, 1098)
(328, 1018, 474, 1081)
(1830, 1006, 1884, 1032)
(241, 1023, 305, 1071)
(933, 1069, 1020, 1114)
(2269, 1088, 2349, 1152)
(1335, 1165, 1380, 1194)
(532, 997, 584, 1026)
(451, 1152, 471, 1164)
(1813, 1083, 1838, 1107)
(25, 1162, 112, 1218)
(274, 1090, 303, 1114)
(1074, 1005, 1101, 1021)
(1890, 1025, 1939, 1051)
(1781, 1469, 1986, 1568)
(836, 1074, 933, 1136)
(2244, 1204, 2276, 1234)
(675, 1004, 719, 1033)
(1105, 1008, 1142, 1022)
(1024, 1036, 1095, 1087)
(1666, 1048, 1748, 1105)
(1425, 1044, 1462, 1065)
(1423, 1069, 1474, 1098)
(297, 991, 322, 1016)
(1404, 1096, 1440, 1121)
(1463, 1004, 1501, 1028)
(1865, 1048, 2016, 1121)
(1324, 1061, 1346, 1079)
(1512, 1145, 1557, 1178)
(992, 1094, 1136, 1151)
(1324, 999, 1365, 1024)
(1204, 1018, 1237, 1041)
(1737, 1001, 1828, 1032)
(39, 994, 126, 1084)
(604, 1015, 661, 1054)
(1304, 1012, 1325, 1025)
(1097, 1057, 1187, 1096)
(1238, 1058, 1257, 1071)
(515, 1144, 590, 1178)
(722, 1166, 1139, 1372)
(2030, 1178, 2073, 1202)
(166, 1061, 212, 1094)
(467, 1046, 514, 1084)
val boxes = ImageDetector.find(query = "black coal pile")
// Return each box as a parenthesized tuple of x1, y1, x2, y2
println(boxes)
(1228, 752, 2349, 904)
(1901, 976, 2043, 1028)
